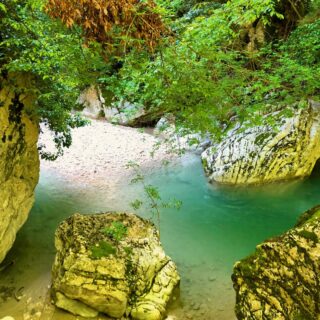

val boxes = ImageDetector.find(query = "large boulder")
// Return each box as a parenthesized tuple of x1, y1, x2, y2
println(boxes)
(77, 84, 162, 127)
(0, 74, 40, 263)
(104, 102, 161, 127)
(77, 85, 105, 119)
(51, 213, 180, 319)
(104, 102, 147, 126)
(202, 102, 320, 185)
(154, 115, 211, 154)
(232, 205, 320, 320)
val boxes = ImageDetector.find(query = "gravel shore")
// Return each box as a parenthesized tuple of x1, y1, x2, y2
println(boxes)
(39, 119, 176, 189)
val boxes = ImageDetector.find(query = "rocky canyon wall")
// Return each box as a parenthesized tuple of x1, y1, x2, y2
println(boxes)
(0, 75, 40, 263)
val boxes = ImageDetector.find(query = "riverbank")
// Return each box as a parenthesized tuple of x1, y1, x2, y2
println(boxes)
(39, 119, 177, 190)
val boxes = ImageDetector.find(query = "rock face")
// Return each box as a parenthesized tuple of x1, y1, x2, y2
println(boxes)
(77, 85, 105, 119)
(105, 101, 146, 126)
(0, 75, 40, 263)
(154, 116, 211, 154)
(77, 84, 163, 127)
(77, 86, 158, 127)
(52, 213, 180, 319)
(202, 103, 320, 185)
(232, 205, 320, 320)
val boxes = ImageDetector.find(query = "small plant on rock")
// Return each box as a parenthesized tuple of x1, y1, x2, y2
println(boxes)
(90, 222, 128, 259)
(126, 161, 182, 236)
(102, 221, 128, 242)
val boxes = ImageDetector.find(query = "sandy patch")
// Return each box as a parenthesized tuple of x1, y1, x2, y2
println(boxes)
(39, 119, 176, 189)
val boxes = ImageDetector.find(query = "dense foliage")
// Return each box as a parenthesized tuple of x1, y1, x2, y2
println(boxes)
(0, 0, 107, 158)
(1, 0, 319, 153)
(0, 0, 164, 158)
(46, 0, 167, 54)
(104, 0, 320, 140)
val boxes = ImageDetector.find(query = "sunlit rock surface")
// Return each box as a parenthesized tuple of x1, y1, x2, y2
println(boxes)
(77, 85, 105, 119)
(52, 213, 180, 319)
(154, 115, 211, 153)
(0, 75, 39, 263)
(232, 205, 320, 320)
(77, 87, 149, 126)
(202, 102, 320, 185)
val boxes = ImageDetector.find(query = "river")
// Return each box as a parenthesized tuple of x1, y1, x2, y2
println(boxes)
(0, 154, 319, 319)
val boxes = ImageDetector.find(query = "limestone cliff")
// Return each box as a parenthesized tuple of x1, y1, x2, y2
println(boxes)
(202, 102, 320, 185)
(232, 205, 320, 320)
(0, 74, 40, 263)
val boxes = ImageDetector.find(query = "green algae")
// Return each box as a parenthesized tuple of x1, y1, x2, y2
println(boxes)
(90, 241, 116, 259)
(297, 230, 318, 242)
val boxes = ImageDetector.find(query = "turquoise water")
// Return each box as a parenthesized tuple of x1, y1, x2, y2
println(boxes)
(0, 155, 320, 319)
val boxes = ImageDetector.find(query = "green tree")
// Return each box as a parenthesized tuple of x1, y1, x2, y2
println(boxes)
(0, 0, 165, 158)
(102, 0, 319, 141)
(0, 0, 106, 158)
(2, 0, 319, 156)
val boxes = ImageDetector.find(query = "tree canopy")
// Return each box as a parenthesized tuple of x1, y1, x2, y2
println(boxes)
(0, 0, 167, 157)
(1, 0, 319, 154)
(104, 0, 320, 139)
(46, 0, 167, 53)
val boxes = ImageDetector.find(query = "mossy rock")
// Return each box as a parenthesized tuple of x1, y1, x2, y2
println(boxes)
(51, 212, 180, 320)
(232, 205, 320, 320)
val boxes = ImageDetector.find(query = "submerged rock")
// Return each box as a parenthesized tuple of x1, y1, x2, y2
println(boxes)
(52, 213, 180, 319)
(0, 74, 40, 263)
(202, 102, 320, 185)
(232, 205, 320, 320)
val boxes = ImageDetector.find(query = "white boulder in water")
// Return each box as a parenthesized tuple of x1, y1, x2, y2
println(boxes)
(202, 102, 320, 185)
(52, 212, 180, 319)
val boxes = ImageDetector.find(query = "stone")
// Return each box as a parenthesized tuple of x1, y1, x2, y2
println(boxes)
(51, 213, 180, 319)
(104, 101, 154, 127)
(77, 85, 105, 119)
(232, 205, 320, 320)
(154, 115, 211, 154)
(76, 85, 153, 126)
(109, 102, 144, 126)
(0, 74, 40, 263)
(202, 102, 320, 185)
(55, 292, 98, 318)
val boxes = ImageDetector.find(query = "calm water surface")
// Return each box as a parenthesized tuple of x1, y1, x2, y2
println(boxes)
(0, 154, 319, 319)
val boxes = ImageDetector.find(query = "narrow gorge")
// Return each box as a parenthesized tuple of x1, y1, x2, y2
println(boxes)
(1, 0, 320, 320)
